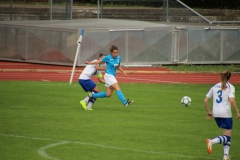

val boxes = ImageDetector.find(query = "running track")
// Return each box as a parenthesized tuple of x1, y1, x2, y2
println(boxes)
(1, 61, 240, 84)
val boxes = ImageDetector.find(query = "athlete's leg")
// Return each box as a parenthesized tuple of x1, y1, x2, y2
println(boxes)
(91, 73, 115, 99)
(222, 129, 232, 158)
(206, 118, 232, 155)
(79, 79, 97, 103)
(206, 135, 230, 154)
(110, 82, 127, 105)
(106, 86, 114, 97)
(79, 79, 98, 110)
(83, 86, 101, 105)
(222, 129, 232, 137)
(87, 97, 96, 109)
(92, 86, 114, 98)
(92, 86, 101, 93)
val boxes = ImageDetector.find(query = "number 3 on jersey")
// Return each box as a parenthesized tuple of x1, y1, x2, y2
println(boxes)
(216, 90, 222, 103)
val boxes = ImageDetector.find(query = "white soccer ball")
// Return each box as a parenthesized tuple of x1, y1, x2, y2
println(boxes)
(181, 96, 191, 107)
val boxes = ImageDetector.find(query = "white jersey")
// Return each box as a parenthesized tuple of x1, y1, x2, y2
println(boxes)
(206, 82, 235, 118)
(79, 60, 101, 80)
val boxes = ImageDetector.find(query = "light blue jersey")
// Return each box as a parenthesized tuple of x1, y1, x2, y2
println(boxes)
(102, 54, 121, 77)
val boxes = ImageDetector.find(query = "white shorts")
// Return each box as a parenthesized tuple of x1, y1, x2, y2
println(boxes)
(104, 73, 117, 87)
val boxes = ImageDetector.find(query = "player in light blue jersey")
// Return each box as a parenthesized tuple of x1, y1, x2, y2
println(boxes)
(79, 53, 106, 110)
(85, 45, 134, 108)
(204, 71, 240, 160)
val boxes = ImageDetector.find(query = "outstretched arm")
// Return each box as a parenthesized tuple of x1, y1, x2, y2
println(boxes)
(85, 60, 102, 65)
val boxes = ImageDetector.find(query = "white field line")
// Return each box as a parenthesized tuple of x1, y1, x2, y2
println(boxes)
(38, 141, 70, 160)
(0, 133, 218, 160)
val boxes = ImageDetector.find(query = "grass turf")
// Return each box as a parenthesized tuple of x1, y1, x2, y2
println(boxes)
(0, 81, 239, 160)
(163, 64, 240, 72)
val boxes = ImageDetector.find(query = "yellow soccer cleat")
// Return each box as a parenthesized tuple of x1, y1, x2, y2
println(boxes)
(80, 100, 87, 110)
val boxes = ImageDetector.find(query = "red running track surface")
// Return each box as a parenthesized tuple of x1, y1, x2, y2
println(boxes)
(0, 61, 240, 84)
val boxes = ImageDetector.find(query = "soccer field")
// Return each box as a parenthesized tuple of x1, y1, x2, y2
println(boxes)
(0, 81, 239, 160)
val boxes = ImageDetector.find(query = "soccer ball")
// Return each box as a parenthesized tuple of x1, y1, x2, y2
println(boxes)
(181, 96, 191, 107)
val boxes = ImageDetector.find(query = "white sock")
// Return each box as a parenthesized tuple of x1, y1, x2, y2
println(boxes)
(223, 142, 230, 155)
(211, 138, 220, 144)
(87, 102, 93, 109)
(84, 92, 95, 103)
(211, 136, 228, 144)
(83, 96, 89, 103)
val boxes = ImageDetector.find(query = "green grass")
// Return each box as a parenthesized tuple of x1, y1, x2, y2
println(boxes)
(0, 81, 240, 160)
(163, 64, 240, 72)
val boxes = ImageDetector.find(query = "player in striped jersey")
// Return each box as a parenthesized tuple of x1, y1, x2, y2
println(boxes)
(204, 71, 240, 160)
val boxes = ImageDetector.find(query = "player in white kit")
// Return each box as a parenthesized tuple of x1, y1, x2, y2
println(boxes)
(204, 71, 240, 160)
(79, 53, 105, 110)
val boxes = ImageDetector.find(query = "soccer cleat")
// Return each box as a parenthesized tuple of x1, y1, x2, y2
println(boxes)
(87, 108, 93, 111)
(206, 139, 212, 154)
(124, 99, 134, 108)
(80, 100, 87, 110)
(223, 155, 230, 160)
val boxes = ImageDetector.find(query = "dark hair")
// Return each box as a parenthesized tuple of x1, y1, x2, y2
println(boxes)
(98, 53, 106, 59)
(220, 71, 231, 90)
(109, 45, 118, 53)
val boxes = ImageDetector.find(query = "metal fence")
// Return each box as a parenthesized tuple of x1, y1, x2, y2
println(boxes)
(1, 19, 240, 66)
(1, 0, 240, 23)
(50, 0, 73, 20)
(0, 0, 72, 21)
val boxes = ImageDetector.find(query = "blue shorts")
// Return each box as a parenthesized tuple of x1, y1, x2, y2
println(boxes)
(214, 118, 232, 130)
(78, 79, 96, 92)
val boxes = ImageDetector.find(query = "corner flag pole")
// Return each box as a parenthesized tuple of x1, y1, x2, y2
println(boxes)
(69, 29, 84, 85)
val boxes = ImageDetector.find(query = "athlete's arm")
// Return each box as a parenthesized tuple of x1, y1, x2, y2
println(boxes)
(85, 60, 102, 65)
(98, 77, 105, 84)
(204, 96, 213, 119)
(95, 65, 105, 71)
(117, 66, 127, 76)
(229, 97, 240, 119)
(97, 73, 105, 84)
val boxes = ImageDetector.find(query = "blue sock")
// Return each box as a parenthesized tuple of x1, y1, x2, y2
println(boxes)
(116, 90, 127, 105)
(92, 92, 107, 98)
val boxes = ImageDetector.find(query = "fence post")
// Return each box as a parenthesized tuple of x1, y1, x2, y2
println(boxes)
(10, 0, 13, 21)
(166, 0, 168, 22)
(50, 0, 53, 20)
(70, 0, 73, 20)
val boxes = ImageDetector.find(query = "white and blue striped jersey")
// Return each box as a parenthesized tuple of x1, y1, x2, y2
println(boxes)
(102, 54, 121, 77)
(206, 82, 235, 118)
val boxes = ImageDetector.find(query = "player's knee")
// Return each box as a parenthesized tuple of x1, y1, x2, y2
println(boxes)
(107, 93, 112, 97)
